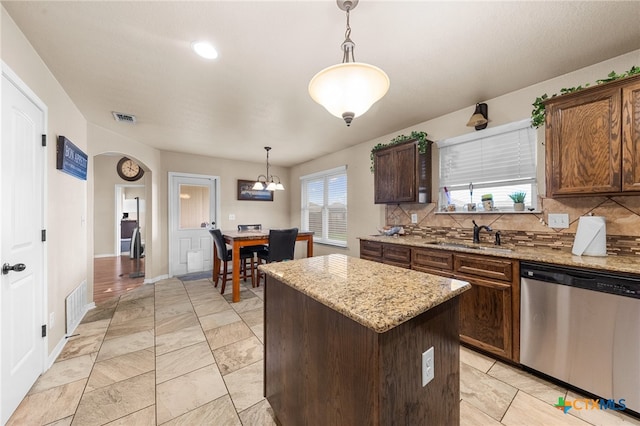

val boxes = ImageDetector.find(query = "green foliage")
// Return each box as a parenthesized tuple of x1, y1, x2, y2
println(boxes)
(531, 66, 640, 128)
(370, 131, 430, 172)
(508, 191, 526, 203)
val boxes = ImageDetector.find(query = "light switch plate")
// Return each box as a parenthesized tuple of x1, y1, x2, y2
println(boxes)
(548, 213, 569, 228)
(411, 213, 418, 224)
(228, 214, 236, 221)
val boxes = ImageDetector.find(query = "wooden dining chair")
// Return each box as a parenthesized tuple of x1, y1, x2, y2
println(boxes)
(209, 229, 255, 294)
(255, 228, 298, 287)
(237, 224, 267, 281)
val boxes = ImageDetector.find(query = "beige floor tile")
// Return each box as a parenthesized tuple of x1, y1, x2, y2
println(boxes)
(8, 379, 86, 426)
(488, 361, 567, 405)
(224, 360, 265, 412)
(45, 416, 73, 426)
(460, 399, 502, 426)
(155, 311, 199, 336)
(155, 301, 195, 322)
(251, 324, 264, 343)
(96, 329, 154, 362)
(460, 362, 518, 421)
(57, 332, 105, 362)
(156, 342, 215, 384)
(230, 296, 263, 314)
(111, 298, 155, 324)
(214, 335, 263, 376)
(502, 391, 591, 425)
(155, 365, 228, 424)
(238, 307, 263, 328)
(155, 324, 206, 356)
(104, 314, 154, 340)
(29, 354, 94, 394)
(119, 285, 155, 301)
(198, 309, 241, 331)
(193, 299, 232, 318)
(72, 371, 155, 426)
(460, 345, 496, 373)
(103, 405, 156, 425)
(154, 293, 190, 309)
(162, 395, 241, 426)
(86, 348, 155, 392)
(81, 306, 116, 324)
(565, 391, 640, 426)
(205, 320, 254, 350)
(73, 317, 112, 337)
(239, 399, 278, 426)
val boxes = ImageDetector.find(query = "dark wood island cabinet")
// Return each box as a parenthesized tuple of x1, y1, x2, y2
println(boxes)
(260, 254, 470, 425)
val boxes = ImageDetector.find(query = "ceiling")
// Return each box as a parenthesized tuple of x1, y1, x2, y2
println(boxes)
(3, 1, 640, 167)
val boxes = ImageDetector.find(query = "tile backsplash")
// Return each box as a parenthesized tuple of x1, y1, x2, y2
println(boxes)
(386, 195, 640, 257)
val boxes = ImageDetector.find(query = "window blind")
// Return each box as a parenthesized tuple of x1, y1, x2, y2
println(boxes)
(301, 165, 347, 247)
(438, 119, 537, 191)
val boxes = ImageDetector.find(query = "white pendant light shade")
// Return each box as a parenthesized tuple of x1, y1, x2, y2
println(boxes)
(252, 181, 265, 190)
(309, 62, 389, 121)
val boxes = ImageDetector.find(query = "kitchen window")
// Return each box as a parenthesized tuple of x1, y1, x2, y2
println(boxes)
(300, 166, 347, 247)
(437, 119, 538, 211)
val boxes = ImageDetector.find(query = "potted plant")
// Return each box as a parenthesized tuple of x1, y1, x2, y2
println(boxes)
(508, 191, 526, 211)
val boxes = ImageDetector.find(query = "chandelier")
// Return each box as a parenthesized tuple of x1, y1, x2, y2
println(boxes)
(253, 147, 284, 191)
(308, 0, 390, 126)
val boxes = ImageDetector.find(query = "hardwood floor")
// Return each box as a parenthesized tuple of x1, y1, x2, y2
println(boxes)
(93, 255, 145, 304)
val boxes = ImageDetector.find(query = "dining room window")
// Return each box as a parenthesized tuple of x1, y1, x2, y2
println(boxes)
(300, 165, 347, 247)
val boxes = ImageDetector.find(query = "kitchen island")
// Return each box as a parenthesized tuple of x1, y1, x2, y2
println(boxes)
(260, 254, 471, 425)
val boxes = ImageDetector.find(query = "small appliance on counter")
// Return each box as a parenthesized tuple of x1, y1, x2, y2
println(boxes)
(572, 215, 607, 256)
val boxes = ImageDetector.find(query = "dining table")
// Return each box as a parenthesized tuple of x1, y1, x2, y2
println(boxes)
(213, 230, 314, 302)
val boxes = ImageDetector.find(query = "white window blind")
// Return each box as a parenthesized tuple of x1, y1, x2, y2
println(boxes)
(437, 119, 538, 210)
(300, 166, 347, 247)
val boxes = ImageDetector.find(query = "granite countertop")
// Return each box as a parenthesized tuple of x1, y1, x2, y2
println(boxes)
(259, 254, 471, 334)
(359, 235, 640, 275)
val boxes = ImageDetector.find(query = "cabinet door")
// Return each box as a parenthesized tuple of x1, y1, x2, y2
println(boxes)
(374, 142, 418, 204)
(546, 86, 622, 195)
(459, 278, 512, 360)
(360, 240, 382, 262)
(622, 79, 640, 192)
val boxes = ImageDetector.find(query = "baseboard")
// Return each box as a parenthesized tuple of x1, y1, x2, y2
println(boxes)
(94, 253, 117, 258)
(145, 274, 169, 284)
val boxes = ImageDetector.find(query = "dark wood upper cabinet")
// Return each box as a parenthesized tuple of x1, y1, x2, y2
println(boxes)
(373, 139, 432, 204)
(545, 74, 640, 196)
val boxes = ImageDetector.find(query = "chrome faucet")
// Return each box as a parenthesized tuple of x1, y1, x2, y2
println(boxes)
(472, 220, 492, 243)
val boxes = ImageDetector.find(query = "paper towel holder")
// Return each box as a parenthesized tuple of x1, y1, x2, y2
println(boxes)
(572, 215, 607, 257)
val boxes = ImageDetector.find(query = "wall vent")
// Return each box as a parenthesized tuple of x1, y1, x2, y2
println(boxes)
(65, 280, 88, 333)
(112, 111, 137, 124)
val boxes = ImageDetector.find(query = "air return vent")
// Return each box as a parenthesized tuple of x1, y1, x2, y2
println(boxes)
(112, 111, 137, 124)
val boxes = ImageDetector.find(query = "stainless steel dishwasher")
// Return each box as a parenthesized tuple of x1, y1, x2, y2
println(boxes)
(520, 261, 640, 414)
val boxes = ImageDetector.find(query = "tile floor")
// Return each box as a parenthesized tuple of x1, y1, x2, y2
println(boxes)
(8, 276, 640, 425)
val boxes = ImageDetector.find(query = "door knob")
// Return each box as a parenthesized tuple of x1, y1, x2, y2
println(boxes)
(2, 263, 26, 275)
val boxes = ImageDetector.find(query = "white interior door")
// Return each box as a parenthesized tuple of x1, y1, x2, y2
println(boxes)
(1, 70, 46, 424)
(169, 173, 218, 276)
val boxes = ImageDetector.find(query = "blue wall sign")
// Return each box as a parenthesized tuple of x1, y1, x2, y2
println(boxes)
(56, 136, 88, 180)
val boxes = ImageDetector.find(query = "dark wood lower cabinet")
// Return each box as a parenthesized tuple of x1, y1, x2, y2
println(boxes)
(361, 240, 520, 363)
(265, 275, 461, 425)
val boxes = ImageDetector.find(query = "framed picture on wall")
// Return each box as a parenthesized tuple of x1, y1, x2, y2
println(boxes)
(237, 179, 274, 201)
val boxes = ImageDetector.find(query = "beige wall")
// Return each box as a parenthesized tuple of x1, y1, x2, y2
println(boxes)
(93, 155, 147, 256)
(87, 124, 162, 280)
(2, 7, 89, 353)
(291, 49, 640, 257)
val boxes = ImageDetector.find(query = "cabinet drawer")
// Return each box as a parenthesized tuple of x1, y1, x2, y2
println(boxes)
(412, 248, 454, 272)
(383, 245, 411, 265)
(454, 254, 514, 283)
(360, 241, 382, 260)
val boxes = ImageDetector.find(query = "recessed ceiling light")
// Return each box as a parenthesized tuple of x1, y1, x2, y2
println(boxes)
(191, 41, 218, 60)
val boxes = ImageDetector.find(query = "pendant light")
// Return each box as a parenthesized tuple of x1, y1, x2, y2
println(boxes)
(308, 0, 390, 126)
(253, 147, 284, 191)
